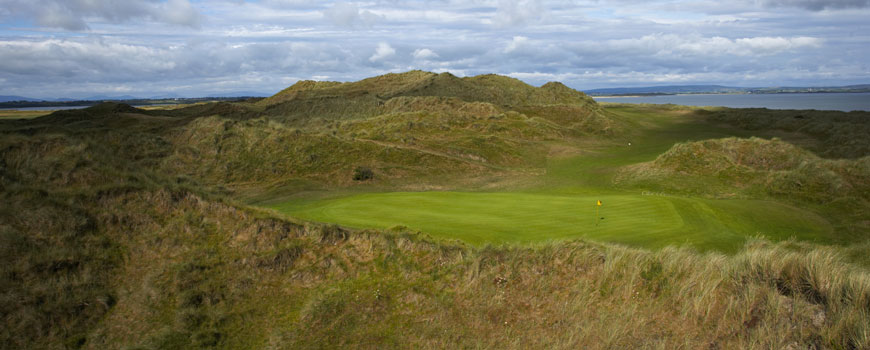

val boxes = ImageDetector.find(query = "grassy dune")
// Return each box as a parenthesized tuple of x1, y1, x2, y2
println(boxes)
(5, 184, 869, 348)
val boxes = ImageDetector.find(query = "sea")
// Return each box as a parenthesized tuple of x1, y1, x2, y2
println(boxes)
(0, 106, 91, 111)
(592, 92, 870, 112)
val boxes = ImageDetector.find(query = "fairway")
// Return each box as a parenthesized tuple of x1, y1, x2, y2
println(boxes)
(269, 191, 833, 251)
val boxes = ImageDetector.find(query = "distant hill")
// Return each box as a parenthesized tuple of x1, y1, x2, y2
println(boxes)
(0, 91, 273, 104)
(84, 94, 141, 101)
(259, 70, 602, 122)
(585, 85, 743, 96)
(203, 91, 273, 98)
(585, 84, 870, 96)
(0, 95, 43, 102)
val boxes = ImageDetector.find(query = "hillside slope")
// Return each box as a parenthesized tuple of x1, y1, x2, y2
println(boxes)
(158, 72, 615, 193)
(9, 69, 614, 196)
(258, 71, 602, 123)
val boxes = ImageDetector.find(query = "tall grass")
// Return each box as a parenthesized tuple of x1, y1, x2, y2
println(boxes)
(702, 108, 870, 159)
(618, 137, 870, 204)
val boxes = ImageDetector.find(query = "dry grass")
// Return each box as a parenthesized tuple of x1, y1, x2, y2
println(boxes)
(617, 137, 870, 204)
(5, 178, 868, 349)
(702, 108, 870, 159)
(0, 109, 50, 119)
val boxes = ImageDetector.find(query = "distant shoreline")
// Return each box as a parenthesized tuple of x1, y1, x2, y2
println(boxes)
(589, 90, 870, 98)
(0, 96, 263, 110)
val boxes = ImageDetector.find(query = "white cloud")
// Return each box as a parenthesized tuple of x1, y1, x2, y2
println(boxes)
(504, 36, 530, 53)
(412, 48, 439, 60)
(369, 42, 396, 62)
(733, 36, 823, 55)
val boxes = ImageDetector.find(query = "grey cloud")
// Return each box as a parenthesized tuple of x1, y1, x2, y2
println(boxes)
(323, 2, 383, 27)
(760, 0, 869, 11)
(0, 0, 867, 97)
(161, 0, 203, 27)
(491, 0, 545, 27)
(0, 0, 202, 31)
(0, 37, 367, 96)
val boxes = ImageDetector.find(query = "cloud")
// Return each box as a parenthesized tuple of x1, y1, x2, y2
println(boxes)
(412, 48, 439, 60)
(0, 0, 202, 31)
(369, 42, 396, 62)
(35, 4, 88, 31)
(0, 0, 866, 97)
(161, 0, 203, 27)
(598, 34, 823, 58)
(490, 0, 545, 27)
(504, 36, 530, 53)
(0, 36, 370, 97)
(323, 2, 383, 27)
(760, 0, 870, 11)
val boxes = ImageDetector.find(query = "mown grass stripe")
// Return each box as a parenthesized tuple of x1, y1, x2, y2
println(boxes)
(269, 191, 832, 252)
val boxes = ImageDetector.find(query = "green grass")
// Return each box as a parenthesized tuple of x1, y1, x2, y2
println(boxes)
(269, 191, 833, 252)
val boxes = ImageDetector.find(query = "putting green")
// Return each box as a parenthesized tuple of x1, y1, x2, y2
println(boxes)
(268, 191, 833, 252)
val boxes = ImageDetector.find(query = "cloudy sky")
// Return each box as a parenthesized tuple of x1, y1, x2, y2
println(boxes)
(0, 0, 868, 99)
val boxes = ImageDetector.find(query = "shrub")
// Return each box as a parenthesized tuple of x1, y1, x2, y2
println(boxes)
(352, 166, 374, 181)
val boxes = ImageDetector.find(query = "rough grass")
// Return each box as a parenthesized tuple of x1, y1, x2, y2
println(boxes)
(161, 115, 488, 189)
(615, 137, 869, 200)
(161, 93, 613, 193)
(702, 108, 870, 159)
(257, 71, 602, 124)
(4, 183, 870, 349)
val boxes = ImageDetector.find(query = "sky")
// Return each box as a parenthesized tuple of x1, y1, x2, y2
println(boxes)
(0, 0, 868, 99)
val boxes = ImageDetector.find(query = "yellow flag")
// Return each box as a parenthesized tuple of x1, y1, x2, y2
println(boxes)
(597, 200, 602, 206)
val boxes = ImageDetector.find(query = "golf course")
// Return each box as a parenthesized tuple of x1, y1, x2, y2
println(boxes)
(263, 104, 844, 252)
(4, 72, 870, 349)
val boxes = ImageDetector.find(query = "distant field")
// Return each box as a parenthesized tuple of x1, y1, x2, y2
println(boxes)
(0, 109, 49, 119)
(269, 191, 833, 252)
